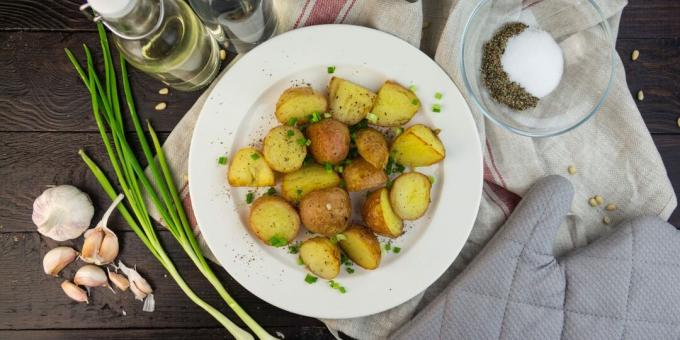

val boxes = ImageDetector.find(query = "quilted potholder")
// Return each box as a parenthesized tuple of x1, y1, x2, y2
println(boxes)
(391, 175, 680, 340)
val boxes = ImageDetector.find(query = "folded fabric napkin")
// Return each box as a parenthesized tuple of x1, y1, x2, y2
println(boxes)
(392, 175, 680, 340)
(146, 0, 676, 339)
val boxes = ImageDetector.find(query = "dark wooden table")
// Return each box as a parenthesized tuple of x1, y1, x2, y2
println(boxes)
(1, 1, 678, 339)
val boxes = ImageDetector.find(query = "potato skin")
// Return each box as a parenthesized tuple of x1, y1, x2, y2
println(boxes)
(389, 172, 432, 220)
(338, 225, 381, 270)
(390, 124, 446, 167)
(328, 77, 377, 125)
(306, 119, 350, 165)
(228, 147, 275, 187)
(371, 81, 420, 126)
(362, 188, 403, 238)
(355, 128, 389, 169)
(263, 126, 307, 173)
(300, 237, 341, 279)
(275, 86, 328, 124)
(248, 196, 300, 246)
(281, 164, 341, 202)
(342, 157, 388, 192)
(299, 187, 351, 236)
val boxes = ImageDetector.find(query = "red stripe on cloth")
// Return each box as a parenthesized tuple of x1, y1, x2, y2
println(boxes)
(483, 160, 495, 182)
(293, 0, 312, 28)
(483, 184, 509, 219)
(179, 182, 200, 237)
(485, 139, 508, 187)
(486, 180, 521, 213)
(340, 0, 357, 23)
(305, 0, 347, 26)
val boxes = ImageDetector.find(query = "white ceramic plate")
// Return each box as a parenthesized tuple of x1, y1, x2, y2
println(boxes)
(189, 24, 482, 319)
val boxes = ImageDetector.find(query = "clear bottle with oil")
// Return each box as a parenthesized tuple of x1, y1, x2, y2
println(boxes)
(86, 0, 221, 91)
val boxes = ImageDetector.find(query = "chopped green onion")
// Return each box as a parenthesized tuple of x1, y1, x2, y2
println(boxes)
(303, 154, 314, 165)
(269, 235, 287, 247)
(393, 247, 401, 254)
(411, 98, 419, 106)
(384, 242, 392, 251)
(329, 280, 340, 289)
(217, 156, 228, 165)
(250, 153, 260, 160)
(346, 267, 355, 274)
(305, 139, 312, 146)
(305, 274, 318, 284)
(297, 256, 304, 265)
(339, 179, 346, 188)
(393, 127, 404, 136)
(331, 234, 346, 243)
(266, 187, 277, 196)
(409, 85, 417, 92)
(432, 104, 441, 113)
(310, 112, 321, 123)
(434, 92, 443, 100)
(429, 175, 436, 184)
(335, 165, 344, 173)
(286, 130, 295, 138)
(246, 192, 255, 204)
(297, 138, 308, 146)
(386, 179, 393, 189)
(327, 66, 336, 74)
(338, 286, 347, 294)
(395, 163, 405, 173)
(366, 112, 378, 124)
(287, 242, 300, 254)
(287, 117, 298, 126)
(296, 189, 303, 197)
(324, 162, 333, 172)
(350, 132, 357, 140)
(323, 112, 332, 118)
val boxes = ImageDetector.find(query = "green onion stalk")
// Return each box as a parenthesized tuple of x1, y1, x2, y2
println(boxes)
(66, 23, 276, 340)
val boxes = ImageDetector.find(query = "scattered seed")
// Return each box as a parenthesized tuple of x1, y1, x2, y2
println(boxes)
(567, 165, 576, 175)
(637, 90, 644, 101)
(595, 195, 604, 205)
(631, 49, 639, 61)
(603, 215, 612, 225)
(588, 198, 598, 207)
(155, 102, 167, 111)
(158, 87, 169, 95)
(677, 117, 680, 129)
(219, 49, 226, 61)
(606, 203, 617, 211)
(325, 203, 332, 211)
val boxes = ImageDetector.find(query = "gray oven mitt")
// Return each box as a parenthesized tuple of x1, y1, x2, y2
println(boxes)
(391, 175, 680, 340)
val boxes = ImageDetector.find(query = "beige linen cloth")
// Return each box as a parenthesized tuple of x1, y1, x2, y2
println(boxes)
(147, 0, 676, 339)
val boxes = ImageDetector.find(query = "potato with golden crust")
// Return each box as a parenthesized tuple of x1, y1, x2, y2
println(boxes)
(248, 196, 300, 246)
(299, 237, 341, 279)
(275, 86, 328, 125)
(371, 81, 421, 126)
(306, 119, 350, 165)
(281, 164, 341, 202)
(342, 157, 387, 192)
(354, 128, 389, 169)
(362, 188, 403, 238)
(389, 172, 432, 220)
(263, 126, 307, 173)
(328, 77, 377, 125)
(299, 187, 351, 236)
(338, 225, 381, 270)
(390, 124, 445, 167)
(228, 147, 275, 187)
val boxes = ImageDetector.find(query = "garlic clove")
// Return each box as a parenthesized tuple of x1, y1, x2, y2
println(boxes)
(81, 229, 104, 264)
(118, 261, 153, 301)
(43, 246, 78, 276)
(98, 232, 119, 265)
(108, 268, 130, 291)
(61, 280, 89, 303)
(74, 264, 108, 288)
(80, 194, 123, 265)
(32, 185, 94, 241)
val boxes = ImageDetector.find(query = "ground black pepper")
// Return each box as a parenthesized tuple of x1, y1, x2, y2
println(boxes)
(481, 22, 539, 111)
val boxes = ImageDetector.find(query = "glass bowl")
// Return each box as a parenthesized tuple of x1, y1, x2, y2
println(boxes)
(460, 0, 615, 137)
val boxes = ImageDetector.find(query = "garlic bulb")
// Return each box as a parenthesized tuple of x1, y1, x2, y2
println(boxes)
(32, 185, 94, 241)
(118, 261, 155, 312)
(61, 280, 88, 303)
(74, 264, 108, 288)
(108, 268, 130, 291)
(43, 246, 78, 276)
(81, 194, 123, 265)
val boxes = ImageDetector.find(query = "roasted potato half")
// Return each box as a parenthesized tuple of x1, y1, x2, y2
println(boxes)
(362, 188, 403, 238)
(389, 172, 432, 220)
(263, 126, 307, 173)
(306, 119, 350, 165)
(328, 77, 377, 125)
(299, 187, 351, 236)
(275, 86, 328, 125)
(390, 124, 445, 167)
(338, 225, 381, 270)
(300, 237, 341, 279)
(371, 81, 420, 126)
(249, 196, 300, 246)
(342, 157, 388, 192)
(355, 128, 389, 169)
(281, 164, 341, 202)
(227, 147, 275, 187)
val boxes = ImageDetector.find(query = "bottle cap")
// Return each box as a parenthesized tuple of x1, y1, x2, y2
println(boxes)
(88, 0, 136, 19)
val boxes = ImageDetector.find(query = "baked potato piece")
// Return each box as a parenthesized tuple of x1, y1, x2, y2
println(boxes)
(371, 81, 420, 126)
(249, 196, 300, 246)
(299, 187, 351, 236)
(299, 237, 341, 279)
(338, 225, 381, 270)
(227, 147, 275, 187)
(281, 164, 341, 202)
(328, 77, 377, 125)
(389, 172, 432, 220)
(306, 119, 350, 165)
(342, 157, 388, 192)
(275, 86, 328, 125)
(390, 124, 445, 167)
(355, 128, 389, 169)
(362, 188, 403, 238)
(263, 125, 307, 173)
